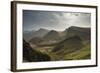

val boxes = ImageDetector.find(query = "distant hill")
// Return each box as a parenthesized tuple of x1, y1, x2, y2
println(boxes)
(29, 30, 61, 45)
(23, 30, 35, 41)
(43, 30, 61, 41)
(65, 26, 90, 41)
(23, 28, 49, 41)
(33, 28, 49, 37)
(29, 37, 44, 45)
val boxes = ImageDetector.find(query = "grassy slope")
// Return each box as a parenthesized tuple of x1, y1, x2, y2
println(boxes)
(63, 42, 91, 60)
(35, 40, 91, 61)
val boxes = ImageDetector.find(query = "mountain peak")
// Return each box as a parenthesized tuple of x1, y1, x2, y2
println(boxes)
(38, 28, 48, 32)
(49, 30, 57, 33)
(69, 26, 90, 29)
(43, 30, 60, 41)
(67, 26, 90, 32)
(69, 26, 81, 29)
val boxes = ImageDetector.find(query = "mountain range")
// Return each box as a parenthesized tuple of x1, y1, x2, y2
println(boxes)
(23, 26, 91, 62)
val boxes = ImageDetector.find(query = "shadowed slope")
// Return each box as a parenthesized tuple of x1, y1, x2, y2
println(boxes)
(23, 40, 51, 62)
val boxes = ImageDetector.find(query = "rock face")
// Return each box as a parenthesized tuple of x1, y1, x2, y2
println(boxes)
(23, 40, 51, 62)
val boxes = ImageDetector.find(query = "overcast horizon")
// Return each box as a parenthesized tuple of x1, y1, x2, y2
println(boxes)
(23, 10, 91, 32)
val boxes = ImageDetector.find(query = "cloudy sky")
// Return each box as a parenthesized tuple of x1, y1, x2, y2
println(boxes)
(23, 10, 91, 31)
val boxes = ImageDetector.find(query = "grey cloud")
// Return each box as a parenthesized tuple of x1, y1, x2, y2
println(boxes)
(23, 10, 91, 31)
